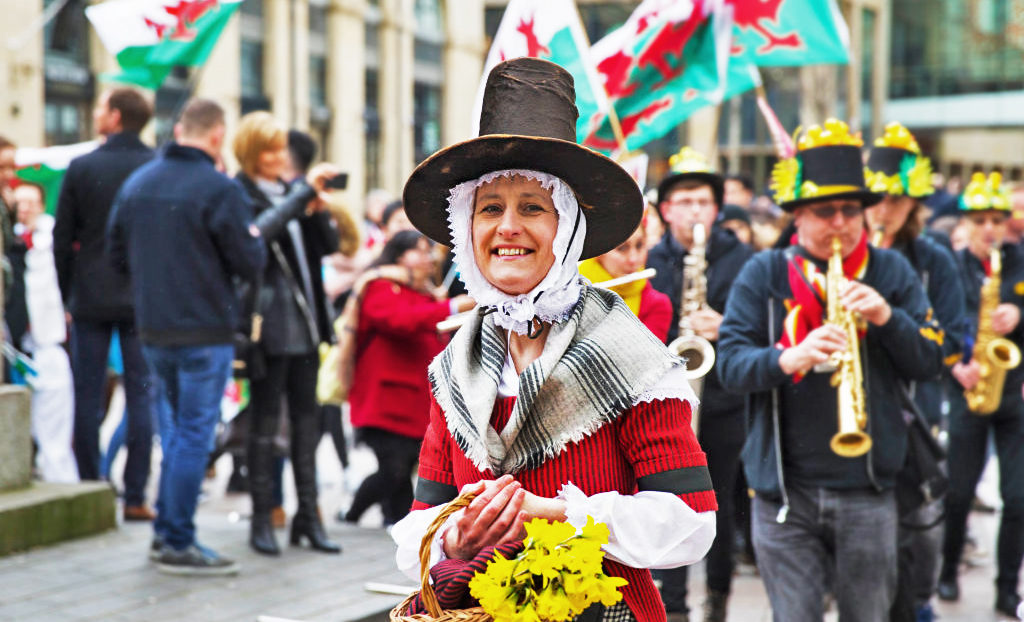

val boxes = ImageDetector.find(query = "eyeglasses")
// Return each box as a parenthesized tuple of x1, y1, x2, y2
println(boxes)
(806, 204, 863, 220)
(669, 198, 715, 210)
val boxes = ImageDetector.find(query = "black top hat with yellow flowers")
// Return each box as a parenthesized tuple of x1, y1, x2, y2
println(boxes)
(402, 57, 644, 259)
(865, 122, 934, 199)
(770, 119, 882, 212)
(959, 172, 1011, 213)
(656, 147, 724, 207)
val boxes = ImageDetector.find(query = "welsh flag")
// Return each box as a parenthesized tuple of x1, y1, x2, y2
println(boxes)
(85, 0, 242, 90)
(584, 0, 733, 154)
(473, 0, 610, 143)
(16, 141, 100, 215)
(728, 0, 849, 66)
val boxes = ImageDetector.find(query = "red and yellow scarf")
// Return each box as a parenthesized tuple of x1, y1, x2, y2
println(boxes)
(776, 231, 870, 382)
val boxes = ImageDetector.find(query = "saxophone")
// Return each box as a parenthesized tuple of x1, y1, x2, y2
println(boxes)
(824, 236, 873, 458)
(667, 223, 715, 432)
(965, 248, 1022, 415)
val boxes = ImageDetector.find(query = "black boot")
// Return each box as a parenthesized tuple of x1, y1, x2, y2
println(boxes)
(702, 590, 727, 622)
(248, 437, 280, 556)
(936, 563, 959, 602)
(290, 414, 341, 554)
(995, 589, 1021, 616)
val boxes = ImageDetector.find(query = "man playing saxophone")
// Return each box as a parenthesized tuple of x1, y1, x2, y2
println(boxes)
(647, 147, 753, 622)
(938, 172, 1024, 617)
(717, 120, 944, 622)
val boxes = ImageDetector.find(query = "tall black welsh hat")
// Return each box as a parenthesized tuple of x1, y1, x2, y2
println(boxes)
(402, 57, 644, 259)
(770, 119, 882, 212)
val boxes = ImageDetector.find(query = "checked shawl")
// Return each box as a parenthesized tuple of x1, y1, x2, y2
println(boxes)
(428, 284, 682, 476)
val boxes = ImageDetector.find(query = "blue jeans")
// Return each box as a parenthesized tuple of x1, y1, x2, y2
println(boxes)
(71, 321, 155, 505)
(752, 486, 898, 622)
(143, 343, 233, 551)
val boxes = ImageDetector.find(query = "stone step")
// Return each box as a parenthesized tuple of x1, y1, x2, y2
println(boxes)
(0, 481, 116, 556)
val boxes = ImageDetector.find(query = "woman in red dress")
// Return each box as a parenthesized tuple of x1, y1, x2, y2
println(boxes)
(391, 58, 716, 622)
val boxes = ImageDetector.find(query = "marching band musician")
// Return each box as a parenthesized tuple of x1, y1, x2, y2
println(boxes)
(647, 148, 753, 622)
(863, 122, 966, 622)
(938, 172, 1024, 617)
(717, 120, 944, 621)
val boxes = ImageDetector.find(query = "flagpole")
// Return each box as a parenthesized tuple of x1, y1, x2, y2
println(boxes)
(570, 3, 629, 157)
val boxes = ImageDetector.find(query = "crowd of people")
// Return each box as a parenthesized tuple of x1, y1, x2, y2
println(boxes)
(3, 58, 1024, 621)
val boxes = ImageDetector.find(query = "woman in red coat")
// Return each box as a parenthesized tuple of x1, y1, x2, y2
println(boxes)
(579, 223, 673, 342)
(344, 231, 474, 526)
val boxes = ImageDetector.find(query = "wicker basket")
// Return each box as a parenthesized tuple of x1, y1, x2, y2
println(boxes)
(389, 492, 493, 622)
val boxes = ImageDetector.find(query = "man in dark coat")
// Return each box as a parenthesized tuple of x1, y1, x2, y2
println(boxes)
(646, 147, 753, 622)
(53, 87, 157, 520)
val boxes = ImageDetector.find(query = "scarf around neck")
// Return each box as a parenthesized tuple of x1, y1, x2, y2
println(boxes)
(428, 285, 693, 475)
(578, 258, 647, 315)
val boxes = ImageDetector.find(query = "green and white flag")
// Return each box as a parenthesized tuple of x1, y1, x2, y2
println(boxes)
(472, 0, 610, 144)
(728, 0, 849, 66)
(85, 0, 242, 90)
(16, 141, 100, 215)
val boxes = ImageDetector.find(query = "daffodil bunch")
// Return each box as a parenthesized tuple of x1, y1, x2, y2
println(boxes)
(468, 517, 628, 622)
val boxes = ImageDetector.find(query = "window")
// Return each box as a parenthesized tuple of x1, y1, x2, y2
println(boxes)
(414, 83, 441, 163)
(365, 69, 381, 191)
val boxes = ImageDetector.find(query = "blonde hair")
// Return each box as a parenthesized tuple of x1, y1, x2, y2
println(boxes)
(232, 111, 286, 178)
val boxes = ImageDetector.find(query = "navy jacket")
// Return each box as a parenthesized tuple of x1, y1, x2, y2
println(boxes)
(892, 236, 966, 423)
(648, 226, 754, 417)
(54, 132, 155, 322)
(955, 243, 1024, 412)
(718, 245, 944, 500)
(106, 144, 266, 347)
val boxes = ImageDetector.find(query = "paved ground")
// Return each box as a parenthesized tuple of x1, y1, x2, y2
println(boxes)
(0, 402, 1020, 621)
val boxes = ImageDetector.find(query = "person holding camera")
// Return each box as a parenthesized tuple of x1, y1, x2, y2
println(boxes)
(232, 111, 342, 557)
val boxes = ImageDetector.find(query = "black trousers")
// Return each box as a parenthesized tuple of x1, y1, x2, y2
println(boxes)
(348, 427, 421, 525)
(942, 398, 1024, 594)
(654, 410, 745, 612)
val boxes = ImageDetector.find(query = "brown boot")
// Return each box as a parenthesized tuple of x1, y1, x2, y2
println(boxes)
(271, 505, 286, 529)
(123, 505, 155, 522)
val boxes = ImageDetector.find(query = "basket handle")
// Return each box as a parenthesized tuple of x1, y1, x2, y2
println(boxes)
(417, 490, 477, 618)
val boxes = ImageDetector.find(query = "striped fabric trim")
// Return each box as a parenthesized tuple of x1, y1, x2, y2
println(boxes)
(637, 466, 714, 496)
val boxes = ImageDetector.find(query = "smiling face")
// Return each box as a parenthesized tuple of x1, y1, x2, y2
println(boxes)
(255, 143, 288, 182)
(793, 198, 866, 260)
(471, 175, 559, 295)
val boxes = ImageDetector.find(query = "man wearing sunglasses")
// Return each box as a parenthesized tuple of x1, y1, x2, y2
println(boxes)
(938, 172, 1024, 617)
(717, 120, 944, 622)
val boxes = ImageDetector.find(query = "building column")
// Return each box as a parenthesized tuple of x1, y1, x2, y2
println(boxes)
(870, 0, 890, 140)
(442, 0, 486, 146)
(0, 0, 45, 147)
(196, 10, 242, 162)
(292, 0, 311, 131)
(844, 0, 863, 132)
(379, 0, 415, 195)
(686, 107, 720, 161)
(327, 0, 367, 213)
(265, 0, 293, 124)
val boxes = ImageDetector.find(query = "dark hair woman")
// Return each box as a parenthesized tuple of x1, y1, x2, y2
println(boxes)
(232, 111, 340, 556)
(343, 230, 475, 526)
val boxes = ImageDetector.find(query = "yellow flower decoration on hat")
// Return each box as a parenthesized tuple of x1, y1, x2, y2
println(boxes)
(866, 121, 933, 198)
(874, 121, 921, 152)
(960, 171, 1012, 212)
(771, 119, 861, 204)
(668, 146, 714, 174)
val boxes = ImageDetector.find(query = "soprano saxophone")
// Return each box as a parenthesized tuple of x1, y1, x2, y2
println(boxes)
(965, 248, 1021, 415)
(667, 223, 715, 433)
(824, 236, 873, 457)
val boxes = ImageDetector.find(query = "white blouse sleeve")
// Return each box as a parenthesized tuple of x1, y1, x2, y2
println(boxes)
(392, 483, 715, 579)
(558, 482, 716, 569)
(392, 505, 452, 582)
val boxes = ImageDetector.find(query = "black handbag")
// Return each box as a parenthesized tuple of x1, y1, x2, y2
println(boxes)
(894, 384, 948, 525)
(234, 269, 266, 380)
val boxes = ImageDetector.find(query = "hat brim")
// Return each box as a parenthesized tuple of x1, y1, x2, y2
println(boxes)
(657, 171, 725, 207)
(403, 135, 644, 259)
(780, 190, 884, 212)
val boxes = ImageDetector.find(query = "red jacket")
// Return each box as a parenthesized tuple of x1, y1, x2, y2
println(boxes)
(348, 279, 450, 438)
(638, 282, 672, 343)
